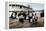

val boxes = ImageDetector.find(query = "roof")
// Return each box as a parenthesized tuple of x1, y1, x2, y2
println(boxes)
(9, 4, 32, 9)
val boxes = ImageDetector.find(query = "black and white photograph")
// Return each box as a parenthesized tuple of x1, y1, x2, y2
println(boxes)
(8, 2, 44, 29)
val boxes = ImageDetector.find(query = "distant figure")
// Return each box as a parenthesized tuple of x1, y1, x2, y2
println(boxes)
(26, 15, 29, 20)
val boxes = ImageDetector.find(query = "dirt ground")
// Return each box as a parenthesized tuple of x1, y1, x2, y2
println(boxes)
(9, 17, 44, 29)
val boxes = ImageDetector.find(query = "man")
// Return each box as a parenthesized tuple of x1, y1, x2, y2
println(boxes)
(29, 12, 32, 23)
(32, 14, 35, 24)
(10, 11, 17, 19)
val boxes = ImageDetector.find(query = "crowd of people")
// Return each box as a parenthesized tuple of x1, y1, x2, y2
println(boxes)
(9, 11, 38, 24)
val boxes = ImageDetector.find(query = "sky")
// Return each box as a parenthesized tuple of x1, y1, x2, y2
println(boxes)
(30, 3, 44, 10)
(18, 3, 44, 10)
(22, 3, 44, 10)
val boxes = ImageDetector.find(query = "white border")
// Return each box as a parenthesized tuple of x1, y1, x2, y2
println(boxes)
(0, 0, 46, 31)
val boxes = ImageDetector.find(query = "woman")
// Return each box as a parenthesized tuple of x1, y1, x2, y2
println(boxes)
(18, 11, 25, 24)
(34, 13, 38, 24)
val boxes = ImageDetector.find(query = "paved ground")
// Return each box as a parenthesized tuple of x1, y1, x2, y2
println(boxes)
(9, 17, 44, 29)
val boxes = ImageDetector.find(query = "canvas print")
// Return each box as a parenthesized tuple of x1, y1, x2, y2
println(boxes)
(8, 2, 44, 29)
